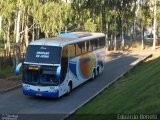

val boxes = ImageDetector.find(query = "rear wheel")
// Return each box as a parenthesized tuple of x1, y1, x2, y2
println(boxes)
(97, 67, 100, 77)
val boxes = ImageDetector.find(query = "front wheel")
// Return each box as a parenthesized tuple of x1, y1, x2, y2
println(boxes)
(92, 69, 96, 80)
(67, 83, 72, 95)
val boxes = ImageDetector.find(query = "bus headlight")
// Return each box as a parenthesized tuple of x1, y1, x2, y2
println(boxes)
(23, 85, 30, 90)
(48, 89, 59, 93)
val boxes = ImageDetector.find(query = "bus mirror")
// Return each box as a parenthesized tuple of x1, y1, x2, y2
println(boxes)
(56, 66, 61, 80)
(15, 63, 22, 75)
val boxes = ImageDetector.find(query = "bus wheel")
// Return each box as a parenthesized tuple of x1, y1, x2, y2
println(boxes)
(92, 69, 96, 80)
(67, 82, 72, 95)
(97, 67, 100, 77)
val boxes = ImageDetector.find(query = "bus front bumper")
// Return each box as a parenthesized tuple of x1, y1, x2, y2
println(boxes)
(23, 89, 59, 98)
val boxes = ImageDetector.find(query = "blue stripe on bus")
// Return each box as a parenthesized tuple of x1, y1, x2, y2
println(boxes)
(56, 66, 61, 80)
(98, 61, 103, 67)
(15, 63, 22, 75)
(69, 62, 77, 78)
(23, 89, 59, 98)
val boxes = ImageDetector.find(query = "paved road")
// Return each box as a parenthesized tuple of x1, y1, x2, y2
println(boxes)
(0, 54, 146, 120)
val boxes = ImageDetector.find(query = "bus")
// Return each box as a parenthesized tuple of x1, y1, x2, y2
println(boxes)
(16, 32, 106, 98)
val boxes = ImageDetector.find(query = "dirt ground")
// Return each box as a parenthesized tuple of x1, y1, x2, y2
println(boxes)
(0, 76, 22, 92)
(0, 47, 160, 92)
(107, 47, 160, 61)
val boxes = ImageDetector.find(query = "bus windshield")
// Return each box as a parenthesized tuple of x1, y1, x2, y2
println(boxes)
(24, 69, 59, 86)
(25, 45, 62, 64)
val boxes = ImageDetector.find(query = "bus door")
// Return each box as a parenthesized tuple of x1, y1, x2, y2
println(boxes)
(60, 46, 69, 83)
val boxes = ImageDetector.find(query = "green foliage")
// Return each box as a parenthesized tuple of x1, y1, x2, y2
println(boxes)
(0, 0, 159, 56)
(84, 19, 97, 32)
(0, 65, 14, 78)
(70, 57, 160, 120)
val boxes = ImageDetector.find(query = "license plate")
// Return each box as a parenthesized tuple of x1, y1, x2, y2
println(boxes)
(36, 93, 42, 96)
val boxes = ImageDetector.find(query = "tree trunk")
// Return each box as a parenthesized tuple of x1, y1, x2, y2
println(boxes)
(14, 43, 21, 68)
(25, 25, 29, 47)
(6, 21, 11, 56)
(0, 16, 2, 36)
(65, 26, 67, 33)
(3, 33, 6, 57)
(15, 0, 21, 67)
(24, 7, 29, 48)
(0, 58, 1, 70)
(141, 25, 144, 50)
(14, 18, 17, 37)
(110, 33, 113, 50)
(36, 23, 40, 39)
(77, 14, 80, 29)
(133, 0, 137, 42)
(114, 31, 117, 51)
(106, 12, 109, 51)
(121, 23, 125, 50)
(20, 9, 24, 43)
(152, 0, 157, 50)
(32, 25, 35, 41)
(16, 5, 21, 43)
(132, 22, 135, 42)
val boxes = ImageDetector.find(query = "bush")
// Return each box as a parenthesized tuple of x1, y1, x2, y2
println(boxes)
(0, 65, 14, 78)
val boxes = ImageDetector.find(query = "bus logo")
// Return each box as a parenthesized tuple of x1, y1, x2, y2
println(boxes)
(40, 46, 47, 49)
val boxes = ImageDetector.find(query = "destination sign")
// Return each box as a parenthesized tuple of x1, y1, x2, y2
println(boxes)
(36, 51, 50, 59)
(25, 45, 62, 64)
(28, 67, 39, 70)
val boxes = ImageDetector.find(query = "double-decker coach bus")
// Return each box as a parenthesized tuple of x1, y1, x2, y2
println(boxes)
(16, 32, 106, 98)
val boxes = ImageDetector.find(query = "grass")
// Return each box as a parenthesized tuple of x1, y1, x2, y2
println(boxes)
(70, 57, 160, 120)
(0, 65, 15, 78)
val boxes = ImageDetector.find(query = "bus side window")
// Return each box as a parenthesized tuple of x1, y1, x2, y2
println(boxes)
(85, 41, 89, 52)
(61, 45, 68, 83)
(77, 42, 85, 54)
(62, 45, 68, 58)
(88, 40, 92, 51)
(99, 37, 106, 48)
(68, 44, 76, 58)
(91, 39, 98, 50)
(75, 43, 81, 56)
(81, 42, 86, 53)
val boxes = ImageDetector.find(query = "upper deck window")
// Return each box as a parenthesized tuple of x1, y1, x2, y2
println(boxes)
(25, 45, 62, 64)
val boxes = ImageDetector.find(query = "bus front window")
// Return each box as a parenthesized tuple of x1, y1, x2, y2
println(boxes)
(23, 66, 60, 86)
(40, 73, 59, 85)
(24, 70, 39, 84)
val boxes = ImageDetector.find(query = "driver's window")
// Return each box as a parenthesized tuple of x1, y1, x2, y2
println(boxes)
(61, 45, 68, 83)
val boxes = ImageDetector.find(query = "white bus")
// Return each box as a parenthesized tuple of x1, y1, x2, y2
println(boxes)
(16, 32, 106, 98)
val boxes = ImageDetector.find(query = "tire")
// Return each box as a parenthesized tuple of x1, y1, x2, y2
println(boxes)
(67, 82, 72, 95)
(92, 69, 96, 80)
(97, 67, 100, 77)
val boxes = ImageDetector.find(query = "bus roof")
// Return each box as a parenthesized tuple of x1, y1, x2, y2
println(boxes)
(29, 32, 105, 47)
(58, 32, 92, 38)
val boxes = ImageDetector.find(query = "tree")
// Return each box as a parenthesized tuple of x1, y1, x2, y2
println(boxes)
(0, 0, 16, 56)
(152, 0, 157, 50)
(14, 0, 22, 67)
